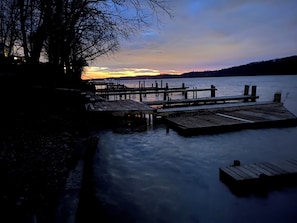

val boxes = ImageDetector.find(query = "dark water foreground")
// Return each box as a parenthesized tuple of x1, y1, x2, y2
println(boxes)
(82, 125, 297, 223)
(77, 75, 297, 223)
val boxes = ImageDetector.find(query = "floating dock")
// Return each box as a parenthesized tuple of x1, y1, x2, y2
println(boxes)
(163, 102, 297, 135)
(220, 160, 297, 194)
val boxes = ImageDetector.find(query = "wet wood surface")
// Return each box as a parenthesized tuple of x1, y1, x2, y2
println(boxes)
(86, 99, 154, 113)
(164, 102, 297, 134)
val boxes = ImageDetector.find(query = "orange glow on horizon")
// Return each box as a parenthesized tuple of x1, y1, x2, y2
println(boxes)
(81, 66, 184, 80)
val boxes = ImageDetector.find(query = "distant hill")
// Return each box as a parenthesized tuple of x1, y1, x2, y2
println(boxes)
(117, 55, 297, 80)
(181, 55, 297, 78)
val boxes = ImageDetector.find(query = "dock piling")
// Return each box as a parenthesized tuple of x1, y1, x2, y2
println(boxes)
(211, 85, 216, 97)
(251, 86, 257, 102)
(274, 92, 282, 103)
(244, 85, 250, 102)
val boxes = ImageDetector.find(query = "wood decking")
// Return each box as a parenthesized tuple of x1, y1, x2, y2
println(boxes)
(86, 99, 154, 114)
(144, 95, 259, 106)
(164, 102, 297, 135)
(219, 160, 297, 194)
(83, 82, 297, 133)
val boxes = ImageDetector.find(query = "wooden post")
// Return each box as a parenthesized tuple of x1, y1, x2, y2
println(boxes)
(244, 85, 249, 95)
(148, 114, 151, 125)
(139, 90, 142, 102)
(152, 113, 156, 124)
(211, 85, 216, 97)
(251, 86, 257, 102)
(244, 85, 249, 102)
(185, 90, 188, 99)
(274, 92, 281, 103)
(163, 83, 168, 101)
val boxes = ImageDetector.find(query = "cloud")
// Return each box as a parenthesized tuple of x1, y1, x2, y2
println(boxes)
(82, 66, 162, 79)
(89, 0, 297, 78)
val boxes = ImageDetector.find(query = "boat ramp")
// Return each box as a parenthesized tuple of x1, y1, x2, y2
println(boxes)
(83, 81, 297, 134)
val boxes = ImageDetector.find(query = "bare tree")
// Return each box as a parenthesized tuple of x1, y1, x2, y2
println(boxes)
(1, 0, 172, 81)
(0, 0, 19, 57)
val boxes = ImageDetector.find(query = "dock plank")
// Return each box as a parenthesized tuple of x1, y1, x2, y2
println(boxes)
(285, 160, 297, 168)
(236, 165, 263, 178)
(255, 163, 283, 175)
(246, 163, 275, 176)
(91, 99, 154, 113)
(287, 160, 297, 166)
(273, 161, 297, 173)
(235, 166, 259, 179)
(219, 167, 245, 181)
(226, 166, 254, 180)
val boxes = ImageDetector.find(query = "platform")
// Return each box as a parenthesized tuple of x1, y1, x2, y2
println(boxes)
(85, 99, 154, 114)
(219, 159, 297, 195)
(164, 102, 297, 135)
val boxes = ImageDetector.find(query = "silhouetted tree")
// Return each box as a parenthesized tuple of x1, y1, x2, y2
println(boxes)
(1, 0, 171, 83)
(0, 0, 19, 57)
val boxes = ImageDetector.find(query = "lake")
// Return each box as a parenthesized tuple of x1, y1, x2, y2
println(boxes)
(89, 75, 297, 223)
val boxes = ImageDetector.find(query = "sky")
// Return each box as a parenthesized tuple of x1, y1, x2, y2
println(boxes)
(82, 0, 297, 80)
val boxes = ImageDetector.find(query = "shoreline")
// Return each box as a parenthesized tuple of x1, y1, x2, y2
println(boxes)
(0, 79, 91, 222)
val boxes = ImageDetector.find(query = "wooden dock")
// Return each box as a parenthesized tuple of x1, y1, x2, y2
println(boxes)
(83, 82, 297, 132)
(164, 102, 297, 135)
(219, 160, 297, 194)
(86, 99, 154, 114)
(85, 99, 155, 126)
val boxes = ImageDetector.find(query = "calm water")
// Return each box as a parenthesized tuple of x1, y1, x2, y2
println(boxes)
(91, 75, 297, 223)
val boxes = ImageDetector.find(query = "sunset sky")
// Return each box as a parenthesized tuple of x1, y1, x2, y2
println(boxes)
(82, 0, 297, 80)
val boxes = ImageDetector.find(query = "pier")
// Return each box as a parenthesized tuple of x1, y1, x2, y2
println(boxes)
(83, 80, 297, 133)
(94, 82, 217, 102)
